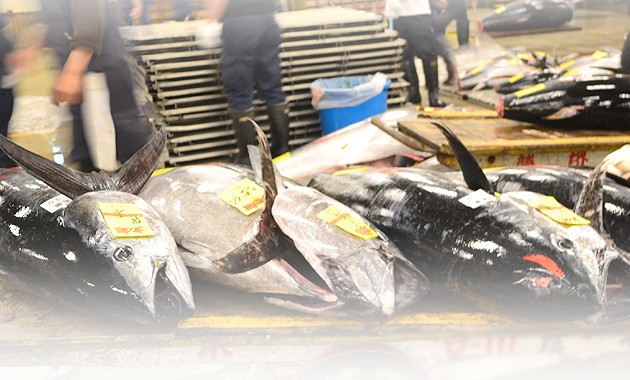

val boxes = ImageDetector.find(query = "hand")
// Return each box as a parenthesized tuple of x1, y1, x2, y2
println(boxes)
(130, 5, 143, 24)
(53, 69, 84, 106)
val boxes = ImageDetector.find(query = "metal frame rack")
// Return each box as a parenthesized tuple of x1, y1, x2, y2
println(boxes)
(121, 8, 408, 166)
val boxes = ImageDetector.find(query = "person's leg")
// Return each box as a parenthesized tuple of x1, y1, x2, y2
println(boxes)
(104, 63, 153, 164)
(394, 18, 422, 104)
(0, 88, 15, 168)
(253, 14, 289, 156)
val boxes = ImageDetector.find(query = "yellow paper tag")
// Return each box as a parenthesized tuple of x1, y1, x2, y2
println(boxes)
(592, 50, 609, 60)
(332, 167, 369, 176)
(218, 178, 265, 216)
(559, 59, 576, 70)
(562, 68, 579, 77)
(99, 203, 155, 238)
(527, 196, 591, 226)
(495, 5, 506, 14)
(514, 83, 546, 98)
(317, 206, 378, 240)
(508, 73, 525, 83)
(272, 151, 291, 164)
(151, 167, 176, 177)
(469, 63, 486, 76)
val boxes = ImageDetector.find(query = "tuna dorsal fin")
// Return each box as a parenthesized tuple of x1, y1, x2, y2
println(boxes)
(574, 160, 607, 232)
(432, 122, 494, 193)
(247, 119, 278, 209)
(111, 126, 167, 194)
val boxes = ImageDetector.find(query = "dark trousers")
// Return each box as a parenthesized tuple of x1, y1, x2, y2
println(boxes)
(220, 13, 286, 112)
(71, 63, 152, 167)
(0, 88, 14, 167)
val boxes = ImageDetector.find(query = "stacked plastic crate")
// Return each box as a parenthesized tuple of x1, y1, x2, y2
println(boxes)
(121, 8, 408, 166)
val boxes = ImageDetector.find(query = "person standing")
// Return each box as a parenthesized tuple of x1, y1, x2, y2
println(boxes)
(385, 0, 447, 107)
(0, 13, 15, 168)
(116, 0, 152, 26)
(207, 0, 290, 164)
(40, 0, 153, 172)
(432, 0, 470, 89)
(621, 32, 630, 74)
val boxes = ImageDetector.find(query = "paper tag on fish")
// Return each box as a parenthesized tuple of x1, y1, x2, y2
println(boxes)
(272, 152, 291, 164)
(99, 203, 155, 238)
(527, 196, 591, 226)
(459, 189, 496, 209)
(592, 50, 609, 60)
(559, 59, 576, 70)
(514, 83, 546, 98)
(469, 63, 486, 76)
(332, 167, 369, 176)
(495, 5, 506, 14)
(151, 167, 176, 177)
(41, 194, 72, 214)
(508, 73, 525, 83)
(317, 206, 378, 240)
(218, 178, 265, 216)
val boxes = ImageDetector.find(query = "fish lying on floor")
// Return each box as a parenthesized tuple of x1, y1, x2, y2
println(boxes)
(309, 123, 621, 321)
(497, 74, 630, 129)
(460, 51, 551, 91)
(0, 128, 195, 325)
(479, 0, 575, 33)
(140, 163, 337, 306)
(274, 107, 424, 184)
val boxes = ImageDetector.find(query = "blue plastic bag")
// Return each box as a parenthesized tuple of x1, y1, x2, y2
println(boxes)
(310, 72, 389, 110)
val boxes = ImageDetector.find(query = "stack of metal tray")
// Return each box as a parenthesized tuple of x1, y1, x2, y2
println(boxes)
(120, 8, 408, 166)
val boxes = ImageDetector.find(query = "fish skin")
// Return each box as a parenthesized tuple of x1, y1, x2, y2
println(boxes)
(480, 0, 573, 33)
(274, 108, 423, 184)
(0, 168, 195, 325)
(309, 167, 616, 320)
(456, 166, 630, 255)
(271, 185, 430, 318)
(497, 74, 630, 128)
(139, 164, 336, 303)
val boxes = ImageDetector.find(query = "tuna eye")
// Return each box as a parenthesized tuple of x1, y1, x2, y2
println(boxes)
(558, 239, 574, 250)
(113, 247, 133, 262)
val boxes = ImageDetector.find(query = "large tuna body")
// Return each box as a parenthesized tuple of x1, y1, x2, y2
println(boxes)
(497, 74, 630, 128)
(476, 166, 630, 254)
(0, 168, 195, 325)
(480, 0, 573, 33)
(309, 168, 618, 320)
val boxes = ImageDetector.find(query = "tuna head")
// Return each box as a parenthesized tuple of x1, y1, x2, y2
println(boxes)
(452, 190, 616, 321)
(61, 191, 195, 325)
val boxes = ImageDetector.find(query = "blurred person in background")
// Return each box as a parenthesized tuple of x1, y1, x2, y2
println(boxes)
(207, 0, 290, 164)
(116, 0, 152, 26)
(431, 0, 470, 90)
(621, 31, 630, 74)
(385, 0, 447, 107)
(40, 0, 153, 172)
(0, 11, 15, 168)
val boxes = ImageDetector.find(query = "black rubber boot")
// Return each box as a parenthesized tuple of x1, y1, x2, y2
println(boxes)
(402, 57, 422, 105)
(266, 102, 290, 157)
(456, 20, 470, 48)
(229, 108, 256, 166)
(422, 58, 447, 108)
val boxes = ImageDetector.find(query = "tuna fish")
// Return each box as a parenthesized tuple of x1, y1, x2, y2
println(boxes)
(479, 0, 574, 33)
(497, 74, 630, 128)
(308, 123, 620, 320)
(139, 163, 337, 304)
(274, 107, 425, 184)
(0, 128, 195, 325)
(460, 51, 550, 91)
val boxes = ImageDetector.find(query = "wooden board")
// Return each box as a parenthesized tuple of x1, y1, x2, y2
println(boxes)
(396, 118, 630, 169)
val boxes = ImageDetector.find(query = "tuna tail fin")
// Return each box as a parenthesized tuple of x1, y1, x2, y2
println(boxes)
(0, 127, 166, 198)
(432, 122, 494, 193)
(111, 126, 167, 194)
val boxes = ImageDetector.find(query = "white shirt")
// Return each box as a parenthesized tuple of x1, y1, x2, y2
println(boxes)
(384, 0, 432, 18)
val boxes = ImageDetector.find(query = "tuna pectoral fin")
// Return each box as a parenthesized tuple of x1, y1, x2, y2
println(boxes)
(112, 126, 167, 194)
(432, 122, 493, 193)
(574, 160, 607, 232)
(543, 106, 582, 120)
(212, 215, 283, 273)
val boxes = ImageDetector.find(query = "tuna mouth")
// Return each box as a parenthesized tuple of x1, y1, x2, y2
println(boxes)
(496, 97, 505, 118)
(153, 266, 194, 323)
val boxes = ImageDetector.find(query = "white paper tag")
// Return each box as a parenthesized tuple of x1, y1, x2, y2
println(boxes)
(41, 194, 72, 214)
(459, 189, 496, 209)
